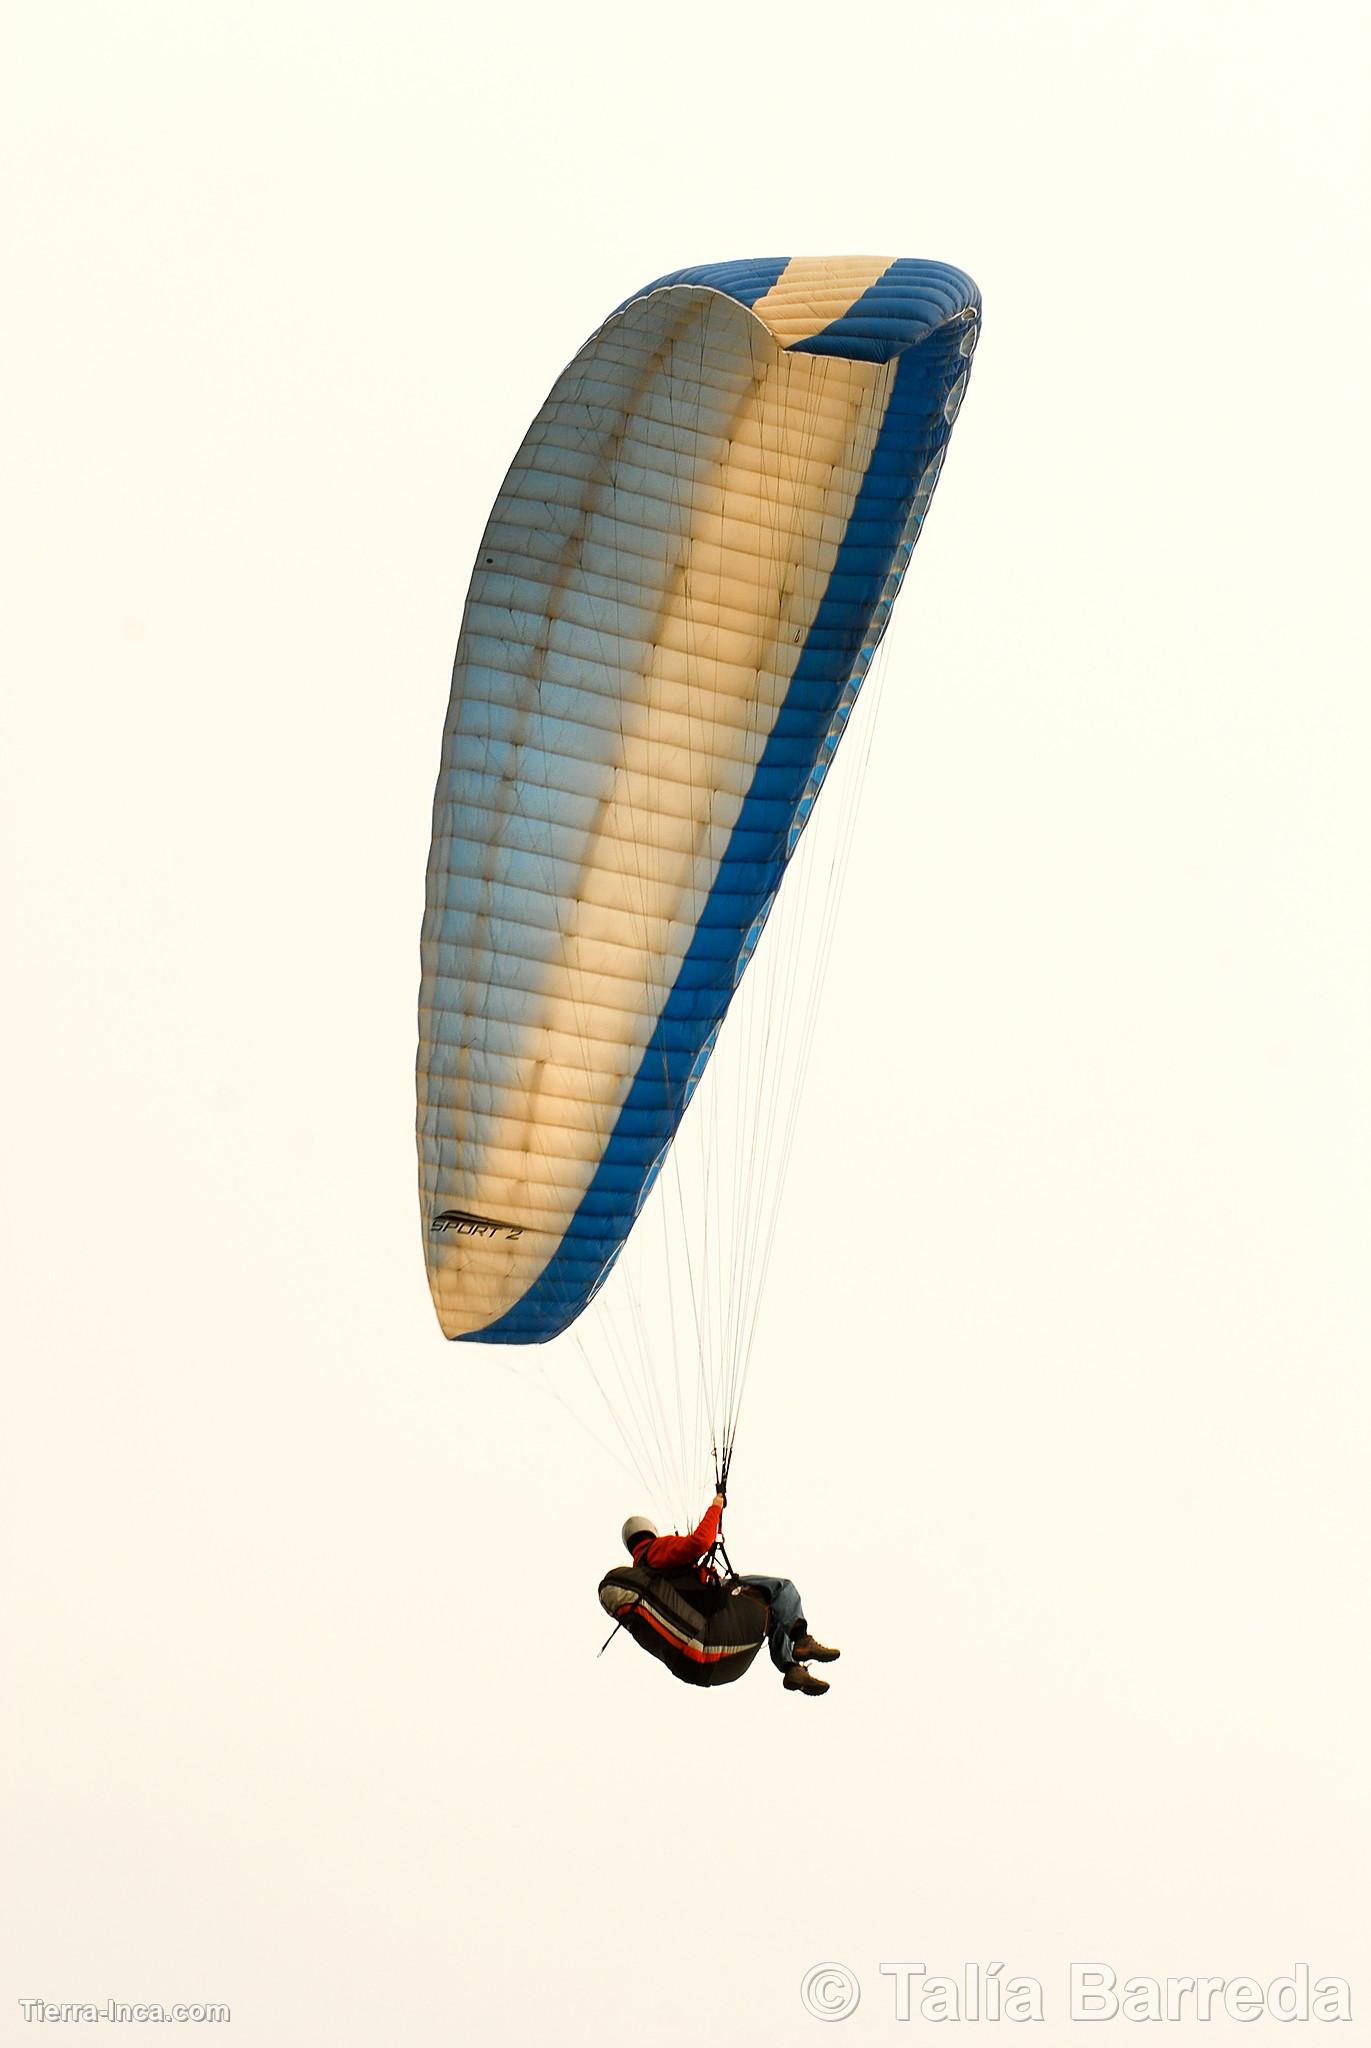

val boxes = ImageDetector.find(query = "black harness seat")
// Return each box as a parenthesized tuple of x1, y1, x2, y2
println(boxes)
(598, 1564, 768, 1688)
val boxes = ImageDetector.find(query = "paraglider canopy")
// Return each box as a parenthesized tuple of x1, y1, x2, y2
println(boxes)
(417, 256, 980, 1380)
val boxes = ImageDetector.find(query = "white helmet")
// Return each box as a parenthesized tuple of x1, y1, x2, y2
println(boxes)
(622, 1515, 657, 1554)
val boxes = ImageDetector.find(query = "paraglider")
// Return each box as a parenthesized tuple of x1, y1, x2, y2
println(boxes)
(417, 255, 980, 1686)
(601, 1495, 841, 1695)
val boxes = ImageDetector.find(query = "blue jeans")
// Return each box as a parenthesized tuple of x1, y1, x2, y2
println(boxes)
(739, 1575, 806, 1670)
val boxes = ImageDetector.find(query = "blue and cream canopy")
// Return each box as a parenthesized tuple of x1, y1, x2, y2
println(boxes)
(418, 256, 980, 1342)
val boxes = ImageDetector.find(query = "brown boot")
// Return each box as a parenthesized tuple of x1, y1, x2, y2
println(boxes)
(783, 1661, 829, 1696)
(793, 1633, 840, 1663)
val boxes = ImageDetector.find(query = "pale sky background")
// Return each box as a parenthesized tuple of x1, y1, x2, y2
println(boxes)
(3, 2, 1368, 2043)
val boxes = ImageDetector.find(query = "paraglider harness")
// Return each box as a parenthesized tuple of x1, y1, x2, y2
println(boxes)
(596, 1469, 768, 1688)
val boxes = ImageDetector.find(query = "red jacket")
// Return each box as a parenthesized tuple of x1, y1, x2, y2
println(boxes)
(635, 1500, 722, 1583)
